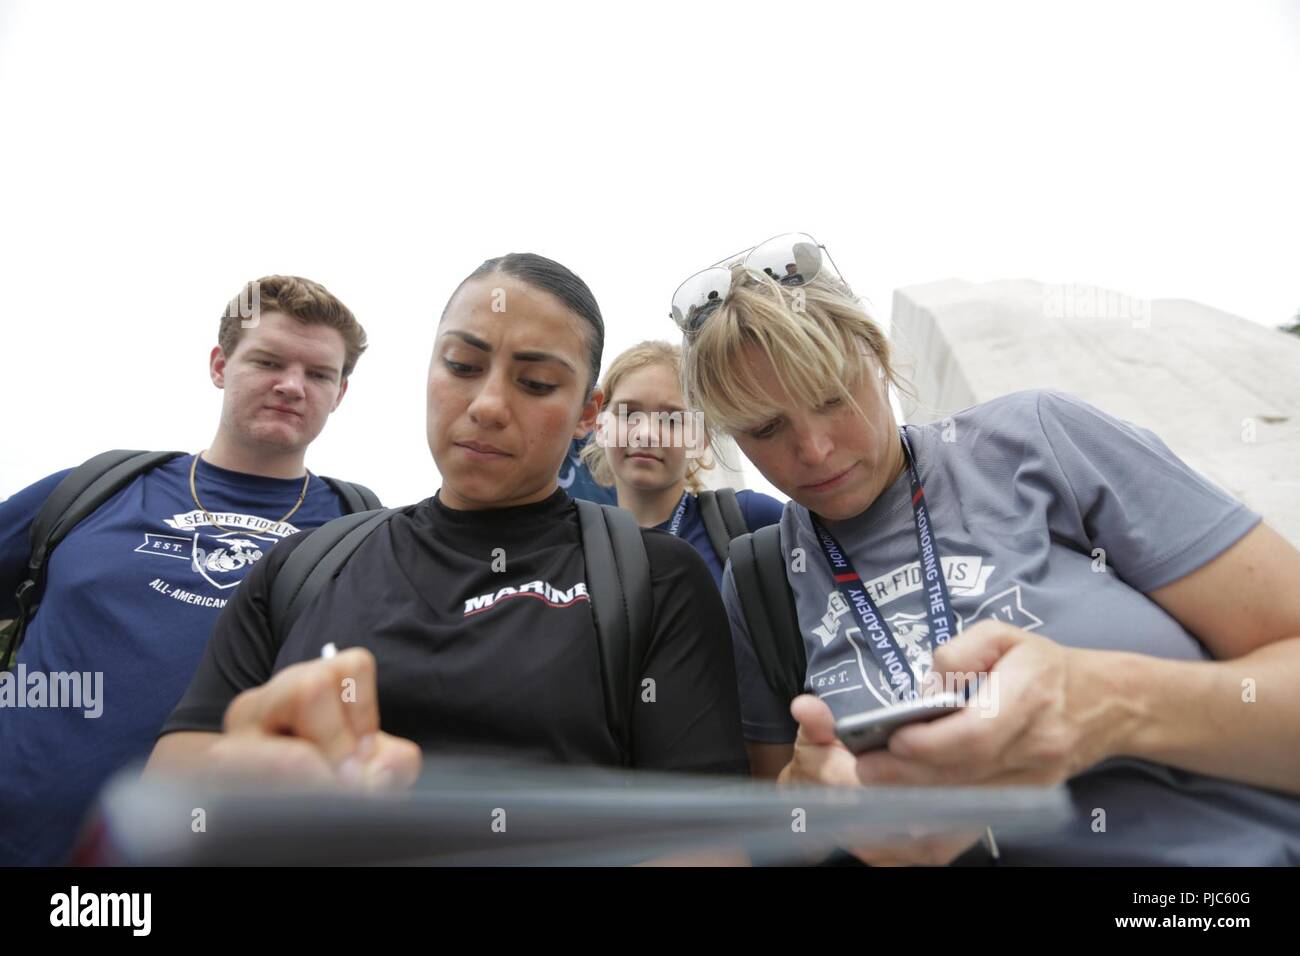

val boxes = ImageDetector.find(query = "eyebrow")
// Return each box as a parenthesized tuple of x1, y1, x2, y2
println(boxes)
(443, 330, 576, 373)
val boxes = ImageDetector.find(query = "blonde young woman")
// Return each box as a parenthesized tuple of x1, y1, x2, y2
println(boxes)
(674, 232, 1300, 865)
(581, 341, 783, 587)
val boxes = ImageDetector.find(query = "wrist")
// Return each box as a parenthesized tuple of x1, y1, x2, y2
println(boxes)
(1072, 648, 1152, 768)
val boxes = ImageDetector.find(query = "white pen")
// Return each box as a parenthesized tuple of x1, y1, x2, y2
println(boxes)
(985, 826, 1000, 862)
(321, 642, 337, 659)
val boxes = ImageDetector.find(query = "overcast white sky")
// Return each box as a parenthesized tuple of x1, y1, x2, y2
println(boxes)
(2, 0, 1297, 506)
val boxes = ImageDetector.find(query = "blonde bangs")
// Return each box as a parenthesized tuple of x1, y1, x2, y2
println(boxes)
(683, 269, 898, 434)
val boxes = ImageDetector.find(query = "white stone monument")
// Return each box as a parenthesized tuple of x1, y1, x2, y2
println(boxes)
(890, 278, 1300, 546)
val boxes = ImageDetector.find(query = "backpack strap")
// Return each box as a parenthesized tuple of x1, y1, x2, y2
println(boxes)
(729, 523, 806, 702)
(320, 476, 383, 514)
(574, 498, 652, 766)
(268, 508, 399, 641)
(697, 487, 749, 566)
(715, 487, 748, 541)
(3, 449, 184, 667)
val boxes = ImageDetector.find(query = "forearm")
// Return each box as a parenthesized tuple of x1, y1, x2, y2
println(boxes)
(1101, 637, 1300, 794)
(144, 730, 223, 777)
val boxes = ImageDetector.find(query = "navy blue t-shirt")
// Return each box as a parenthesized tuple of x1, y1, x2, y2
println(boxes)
(646, 489, 785, 587)
(0, 454, 351, 865)
(558, 437, 617, 505)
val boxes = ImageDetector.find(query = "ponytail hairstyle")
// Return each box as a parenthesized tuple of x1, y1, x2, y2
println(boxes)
(444, 252, 605, 396)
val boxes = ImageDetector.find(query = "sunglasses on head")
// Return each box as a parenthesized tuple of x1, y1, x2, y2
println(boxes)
(669, 232, 845, 333)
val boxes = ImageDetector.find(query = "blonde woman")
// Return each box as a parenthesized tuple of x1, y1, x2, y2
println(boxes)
(675, 232, 1300, 865)
(582, 341, 783, 587)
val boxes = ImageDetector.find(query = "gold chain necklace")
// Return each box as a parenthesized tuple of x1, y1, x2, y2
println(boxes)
(189, 451, 311, 534)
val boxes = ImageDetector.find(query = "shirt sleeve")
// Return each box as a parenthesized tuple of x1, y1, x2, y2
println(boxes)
(1033, 390, 1262, 593)
(159, 529, 315, 736)
(736, 489, 787, 532)
(720, 562, 799, 744)
(630, 531, 750, 775)
(0, 469, 73, 618)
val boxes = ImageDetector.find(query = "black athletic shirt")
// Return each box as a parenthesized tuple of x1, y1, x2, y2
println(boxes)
(161, 488, 749, 775)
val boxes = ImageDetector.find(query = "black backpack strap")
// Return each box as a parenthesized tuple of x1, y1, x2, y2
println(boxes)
(696, 488, 750, 566)
(695, 491, 727, 564)
(320, 476, 383, 514)
(696, 489, 748, 564)
(729, 524, 805, 702)
(30, 450, 185, 570)
(574, 498, 652, 766)
(268, 508, 399, 641)
(715, 488, 748, 540)
(3, 449, 184, 667)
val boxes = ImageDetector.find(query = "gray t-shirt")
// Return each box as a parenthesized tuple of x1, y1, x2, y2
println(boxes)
(722, 389, 1300, 864)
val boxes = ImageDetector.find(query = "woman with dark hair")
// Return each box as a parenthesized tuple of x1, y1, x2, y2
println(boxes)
(148, 253, 748, 789)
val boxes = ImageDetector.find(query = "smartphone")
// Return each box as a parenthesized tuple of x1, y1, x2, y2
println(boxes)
(834, 693, 965, 754)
